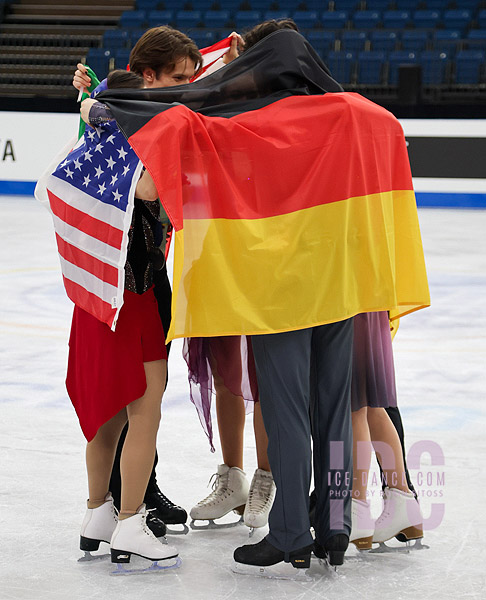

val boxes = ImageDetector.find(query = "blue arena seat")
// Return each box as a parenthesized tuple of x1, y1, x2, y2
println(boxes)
(412, 10, 440, 29)
(370, 30, 398, 51)
(388, 50, 418, 84)
(234, 11, 262, 30)
(333, 0, 358, 10)
(103, 30, 130, 50)
(467, 30, 486, 52)
(263, 11, 291, 22)
(357, 50, 385, 84)
(114, 49, 131, 70)
(353, 10, 381, 29)
(419, 50, 449, 84)
(478, 9, 486, 28)
(383, 10, 411, 29)
(433, 30, 461, 56)
(175, 10, 203, 28)
(292, 11, 319, 29)
(395, 0, 420, 9)
(401, 30, 429, 52)
(365, 0, 391, 10)
(306, 30, 336, 58)
(443, 10, 472, 34)
(327, 50, 355, 84)
(455, 49, 485, 84)
(136, 0, 161, 10)
(203, 10, 231, 28)
(86, 48, 112, 80)
(321, 11, 348, 29)
(147, 10, 174, 26)
(190, 30, 216, 49)
(341, 30, 368, 52)
(120, 10, 147, 29)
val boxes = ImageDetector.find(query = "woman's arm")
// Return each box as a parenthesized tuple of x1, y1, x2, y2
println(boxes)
(135, 169, 158, 201)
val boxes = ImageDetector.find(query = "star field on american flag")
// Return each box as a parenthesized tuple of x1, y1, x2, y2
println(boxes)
(52, 120, 139, 212)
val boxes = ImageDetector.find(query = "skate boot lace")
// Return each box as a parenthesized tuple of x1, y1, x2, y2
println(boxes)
(247, 475, 274, 513)
(152, 490, 178, 510)
(376, 489, 391, 524)
(196, 471, 232, 507)
(140, 512, 157, 540)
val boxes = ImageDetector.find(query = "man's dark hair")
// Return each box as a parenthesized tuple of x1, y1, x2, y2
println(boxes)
(242, 19, 299, 52)
(107, 69, 144, 89)
(129, 25, 203, 77)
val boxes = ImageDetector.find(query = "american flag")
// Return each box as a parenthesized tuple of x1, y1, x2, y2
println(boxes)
(35, 36, 232, 330)
(38, 121, 142, 330)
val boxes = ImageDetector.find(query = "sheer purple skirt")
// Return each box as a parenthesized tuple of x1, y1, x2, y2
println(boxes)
(184, 312, 397, 448)
(183, 335, 258, 451)
(351, 311, 397, 412)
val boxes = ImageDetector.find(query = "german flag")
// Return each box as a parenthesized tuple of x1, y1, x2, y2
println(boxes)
(100, 30, 430, 342)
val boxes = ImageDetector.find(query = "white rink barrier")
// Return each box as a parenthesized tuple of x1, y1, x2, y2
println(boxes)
(0, 111, 485, 207)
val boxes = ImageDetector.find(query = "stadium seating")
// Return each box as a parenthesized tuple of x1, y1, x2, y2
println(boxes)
(401, 30, 429, 52)
(114, 48, 131, 70)
(443, 10, 472, 35)
(120, 10, 146, 29)
(383, 10, 411, 29)
(370, 30, 398, 51)
(419, 50, 449, 85)
(147, 10, 174, 27)
(357, 50, 385, 84)
(388, 50, 418, 85)
(86, 48, 112, 80)
(327, 50, 355, 84)
(455, 49, 484, 84)
(353, 10, 381, 29)
(341, 30, 368, 52)
(321, 11, 348, 29)
(292, 11, 319, 29)
(306, 30, 336, 58)
(175, 10, 202, 28)
(412, 10, 440, 29)
(203, 10, 231, 29)
(103, 29, 130, 50)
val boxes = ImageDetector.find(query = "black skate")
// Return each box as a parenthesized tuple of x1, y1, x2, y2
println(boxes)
(313, 534, 349, 569)
(232, 537, 312, 580)
(145, 489, 189, 535)
(146, 510, 167, 538)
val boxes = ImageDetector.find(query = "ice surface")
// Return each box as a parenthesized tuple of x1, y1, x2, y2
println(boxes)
(0, 197, 485, 599)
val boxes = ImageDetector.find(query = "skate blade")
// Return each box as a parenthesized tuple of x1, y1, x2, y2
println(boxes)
(111, 556, 182, 575)
(78, 551, 110, 563)
(231, 560, 311, 581)
(165, 524, 189, 535)
(369, 539, 429, 554)
(190, 516, 243, 530)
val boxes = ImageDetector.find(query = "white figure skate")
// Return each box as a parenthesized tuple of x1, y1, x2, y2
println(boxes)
(79, 492, 117, 562)
(350, 498, 375, 551)
(371, 487, 428, 553)
(110, 504, 180, 574)
(243, 469, 276, 536)
(190, 464, 249, 529)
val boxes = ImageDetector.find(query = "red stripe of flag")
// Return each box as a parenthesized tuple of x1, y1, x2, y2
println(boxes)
(56, 233, 119, 287)
(63, 276, 116, 329)
(48, 189, 123, 249)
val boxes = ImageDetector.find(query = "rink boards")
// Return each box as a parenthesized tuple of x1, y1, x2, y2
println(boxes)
(0, 111, 484, 208)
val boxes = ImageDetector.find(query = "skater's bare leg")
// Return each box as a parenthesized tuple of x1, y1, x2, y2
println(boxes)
(86, 409, 127, 508)
(367, 407, 410, 493)
(253, 402, 271, 472)
(119, 359, 167, 518)
(352, 406, 372, 501)
(214, 382, 245, 470)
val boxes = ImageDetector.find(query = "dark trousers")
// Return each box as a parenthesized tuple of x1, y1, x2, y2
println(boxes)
(251, 318, 354, 552)
(110, 266, 172, 508)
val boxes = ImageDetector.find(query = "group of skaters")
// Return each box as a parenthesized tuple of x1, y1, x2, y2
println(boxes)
(64, 19, 427, 578)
